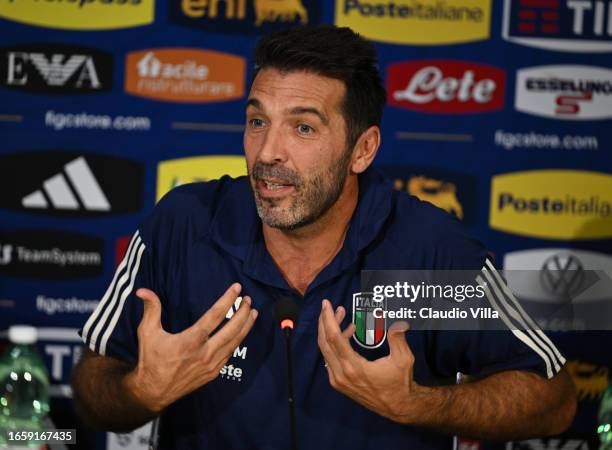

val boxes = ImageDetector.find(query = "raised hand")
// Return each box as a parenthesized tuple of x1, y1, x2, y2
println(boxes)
(124, 283, 258, 413)
(317, 299, 422, 423)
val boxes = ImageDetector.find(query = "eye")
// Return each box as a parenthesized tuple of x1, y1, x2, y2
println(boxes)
(297, 124, 314, 135)
(248, 118, 265, 129)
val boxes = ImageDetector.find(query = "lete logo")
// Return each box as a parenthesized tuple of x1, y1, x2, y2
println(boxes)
(387, 60, 505, 114)
(515, 65, 612, 120)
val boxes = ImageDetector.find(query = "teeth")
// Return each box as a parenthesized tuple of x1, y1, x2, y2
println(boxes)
(264, 181, 287, 190)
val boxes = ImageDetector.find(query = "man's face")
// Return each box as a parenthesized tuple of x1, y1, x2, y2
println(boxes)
(244, 68, 353, 230)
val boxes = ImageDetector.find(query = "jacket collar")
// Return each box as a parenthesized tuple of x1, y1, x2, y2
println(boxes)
(209, 168, 394, 292)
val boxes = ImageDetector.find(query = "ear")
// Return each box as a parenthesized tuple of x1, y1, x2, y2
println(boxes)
(350, 126, 381, 174)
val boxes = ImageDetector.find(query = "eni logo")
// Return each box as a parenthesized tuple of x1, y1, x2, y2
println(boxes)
(0, 0, 154, 31)
(174, 0, 315, 34)
(254, 0, 307, 26)
(565, 360, 609, 401)
(395, 176, 463, 219)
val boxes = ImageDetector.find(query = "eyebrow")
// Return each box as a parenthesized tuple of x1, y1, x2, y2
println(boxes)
(246, 98, 329, 125)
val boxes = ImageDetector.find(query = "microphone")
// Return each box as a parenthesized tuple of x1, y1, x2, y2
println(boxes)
(274, 297, 299, 450)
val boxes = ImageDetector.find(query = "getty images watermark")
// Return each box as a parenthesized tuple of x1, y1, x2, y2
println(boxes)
(359, 269, 612, 332)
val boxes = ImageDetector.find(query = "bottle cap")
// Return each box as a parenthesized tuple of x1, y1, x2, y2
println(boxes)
(8, 325, 37, 344)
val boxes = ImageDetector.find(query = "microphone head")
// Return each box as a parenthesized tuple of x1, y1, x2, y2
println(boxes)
(274, 296, 299, 330)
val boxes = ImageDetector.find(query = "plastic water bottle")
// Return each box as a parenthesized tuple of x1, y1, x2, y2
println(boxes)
(599, 383, 612, 450)
(0, 326, 50, 448)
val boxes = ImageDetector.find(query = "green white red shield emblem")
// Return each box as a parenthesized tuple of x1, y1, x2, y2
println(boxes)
(352, 292, 386, 349)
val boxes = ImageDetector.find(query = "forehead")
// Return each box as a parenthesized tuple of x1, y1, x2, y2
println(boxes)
(247, 68, 346, 114)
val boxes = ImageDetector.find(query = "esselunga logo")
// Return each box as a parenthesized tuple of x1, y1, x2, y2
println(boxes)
(156, 155, 246, 201)
(490, 170, 612, 240)
(335, 0, 491, 45)
(125, 48, 245, 103)
(387, 60, 504, 114)
(515, 65, 612, 121)
(0, 0, 154, 31)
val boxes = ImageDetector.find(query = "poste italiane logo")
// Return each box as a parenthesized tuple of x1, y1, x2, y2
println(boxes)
(156, 156, 246, 201)
(0, 0, 154, 31)
(335, 0, 491, 45)
(490, 170, 612, 240)
(125, 48, 245, 103)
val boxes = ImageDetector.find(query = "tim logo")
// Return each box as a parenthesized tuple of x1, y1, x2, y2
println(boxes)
(170, 0, 319, 35)
(503, 0, 612, 52)
(515, 65, 612, 120)
(387, 60, 505, 114)
(0, 45, 112, 94)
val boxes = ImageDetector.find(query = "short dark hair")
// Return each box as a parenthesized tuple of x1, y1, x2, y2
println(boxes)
(253, 25, 386, 152)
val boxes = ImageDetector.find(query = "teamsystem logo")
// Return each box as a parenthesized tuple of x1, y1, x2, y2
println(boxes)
(335, 0, 491, 45)
(125, 48, 245, 103)
(387, 60, 505, 114)
(0, 151, 144, 217)
(502, 0, 612, 52)
(0, 45, 112, 94)
(0, 230, 103, 280)
(170, 0, 319, 34)
(0, 0, 154, 31)
(515, 65, 612, 120)
(489, 170, 612, 240)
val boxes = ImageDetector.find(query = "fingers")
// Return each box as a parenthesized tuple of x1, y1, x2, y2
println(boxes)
(206, 295, 258, 358)
(387, 321, 414, 364)
(191, 283, 243, 338)
(320, 300, 357, 360)
(136, 288, 162, 332)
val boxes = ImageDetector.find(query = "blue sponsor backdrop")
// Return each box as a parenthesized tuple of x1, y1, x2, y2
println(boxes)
(0, 1, 611, 449)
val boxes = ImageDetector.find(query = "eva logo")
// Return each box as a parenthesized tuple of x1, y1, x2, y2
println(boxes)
(515, 65, 612, 121)
(489, 170, 612, 240)
(335, 0, 491, 45)
(170, 0, 319, 35)
(156, 155, 246, 201)
(0, 45, 112, 94)
(388, 61, 504, 114)
(0, 0, 154, 31)
(502, 0, 612, 53)
(125, 48, 245, 103)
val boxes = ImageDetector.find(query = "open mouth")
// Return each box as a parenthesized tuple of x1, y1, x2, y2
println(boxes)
(256, 178, 295, 197)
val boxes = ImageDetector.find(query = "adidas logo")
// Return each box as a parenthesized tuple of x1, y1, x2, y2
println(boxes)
(21, 156, 111, 211)
(225, 296, 243, 319)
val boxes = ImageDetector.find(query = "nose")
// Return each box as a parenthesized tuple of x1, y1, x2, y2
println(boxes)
(255, 124, 288, 165)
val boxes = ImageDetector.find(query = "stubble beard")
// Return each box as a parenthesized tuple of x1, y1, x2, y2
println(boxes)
(249, 149, 353, 231)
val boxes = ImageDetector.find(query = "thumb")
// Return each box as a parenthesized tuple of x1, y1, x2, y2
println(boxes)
(387, 321, 413, 362)
(136, 288, 162, 332)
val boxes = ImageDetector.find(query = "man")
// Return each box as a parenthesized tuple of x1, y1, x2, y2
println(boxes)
(72, 26, 576, 449)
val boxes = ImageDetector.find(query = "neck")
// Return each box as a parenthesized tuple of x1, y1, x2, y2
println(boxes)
(263, 175, 359, 296)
